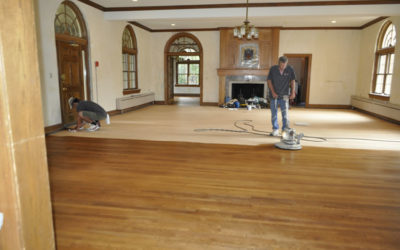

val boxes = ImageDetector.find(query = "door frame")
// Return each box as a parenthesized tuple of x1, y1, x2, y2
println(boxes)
(164, 32, 203, 105)
(284, 53, 312, 107)
(56, 36, 90, 124)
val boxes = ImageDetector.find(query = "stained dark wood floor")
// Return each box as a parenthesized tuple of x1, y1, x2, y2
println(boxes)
(46, 136, 400, 250)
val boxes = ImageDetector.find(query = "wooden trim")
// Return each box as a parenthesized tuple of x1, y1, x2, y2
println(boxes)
(55, 34, 88, 45)
(165, 32, 204, 105)
(376, 47, 395, 54)
(284, 54, 312, 108)
(129, 21, 153, 32)
(107, 110, 121, 116)
(174, 93, 200, 97)
(281, 27, 361, 30)
(76, 1, 392, 32)
(154, 28, 220, 32)
(154, 101, 167, 105)
(175, 85, 200, 87)
(272, 28, 280, 63)
(102, 1, 400, 12)
(123, 88, 141, 95)
(77, 0, 105, 11)
(44, 123, 64, 135)
(200, 102, 219, 106)
(369, 93, 390, 101)
(360, 16, 388, 29)
(129, 18, 389, 33)
(353, 107, 400, 125)
(306, 104, 352, 109)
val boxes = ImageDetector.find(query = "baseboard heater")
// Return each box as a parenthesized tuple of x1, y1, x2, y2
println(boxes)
(351, 95, 400, 122)
(116, 92, 155, 111)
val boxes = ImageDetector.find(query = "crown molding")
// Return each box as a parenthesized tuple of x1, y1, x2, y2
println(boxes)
(77, 1, 392, 32)
(79, 0, 399, 12)
(129, 16, 388, 33)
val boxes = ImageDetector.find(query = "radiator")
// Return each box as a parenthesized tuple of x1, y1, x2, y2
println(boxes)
(351, 95, 400, 121)
(116, 92, 155, 110)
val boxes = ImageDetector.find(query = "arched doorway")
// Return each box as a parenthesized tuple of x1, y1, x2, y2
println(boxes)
(164, 33, 203, 105)
(54, 1, 89, 125)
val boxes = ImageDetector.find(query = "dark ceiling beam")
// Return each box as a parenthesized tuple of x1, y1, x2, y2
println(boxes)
(77, 0, 105, 11)
(360, 16, 388, 29)
(79, 0, 400, 12)
(104, 0, 400, 11)
(129, 16, 389, 33)
(78, 1, 392, 32)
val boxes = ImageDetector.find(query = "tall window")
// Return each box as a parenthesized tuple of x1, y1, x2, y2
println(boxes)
(177, 55, 200, 86)
(372, 22, 396, 98)
(122, 25, 138, 94)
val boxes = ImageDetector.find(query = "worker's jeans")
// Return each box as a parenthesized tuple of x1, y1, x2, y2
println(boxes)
(270, 96, 289, 131)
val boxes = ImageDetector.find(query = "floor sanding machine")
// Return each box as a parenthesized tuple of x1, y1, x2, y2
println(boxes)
(275, 128, 304, 150)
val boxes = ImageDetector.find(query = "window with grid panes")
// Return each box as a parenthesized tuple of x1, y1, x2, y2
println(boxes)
(122, 26, 138, 92)
(372, 22, 396, 97)
(176, 56, 200, 86)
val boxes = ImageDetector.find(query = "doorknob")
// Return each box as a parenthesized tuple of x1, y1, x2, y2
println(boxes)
(62, 87, 67, 91)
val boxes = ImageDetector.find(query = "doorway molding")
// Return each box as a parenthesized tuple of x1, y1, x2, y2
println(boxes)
(284, 53, 312, 107)
(164, 32, 203, 105)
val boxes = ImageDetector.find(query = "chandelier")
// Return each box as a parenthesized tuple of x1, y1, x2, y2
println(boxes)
(233, 0, 259, 39)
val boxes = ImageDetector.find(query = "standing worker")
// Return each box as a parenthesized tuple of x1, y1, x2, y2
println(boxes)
(267, 56, 296, 136)
(68, 97, 110, 132)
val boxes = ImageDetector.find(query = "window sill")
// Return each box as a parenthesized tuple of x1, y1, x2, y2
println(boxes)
(123, 89, 141, 95)
(369, 93, 390, 101)
(175, 85, 200, 87)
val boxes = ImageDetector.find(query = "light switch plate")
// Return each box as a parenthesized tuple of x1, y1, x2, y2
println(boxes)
(0, 212, 3, 231)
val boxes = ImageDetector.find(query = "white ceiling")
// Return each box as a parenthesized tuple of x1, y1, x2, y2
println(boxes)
(89, 1, 400, 29)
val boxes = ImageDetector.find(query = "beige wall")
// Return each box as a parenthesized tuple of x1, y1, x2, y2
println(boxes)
(356, 16, 400, 106)
(36, 0, 398, 126)
(36, 0, 154, 126)
(280, 30, 361, 105)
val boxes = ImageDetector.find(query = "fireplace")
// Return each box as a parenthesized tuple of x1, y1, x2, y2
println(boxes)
(231, 83, 266, 99)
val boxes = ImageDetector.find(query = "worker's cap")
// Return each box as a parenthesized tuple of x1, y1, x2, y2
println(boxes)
(68, 97, 79, 109)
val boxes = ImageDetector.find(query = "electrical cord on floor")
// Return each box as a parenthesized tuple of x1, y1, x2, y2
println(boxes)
(194, 120, 400, 143)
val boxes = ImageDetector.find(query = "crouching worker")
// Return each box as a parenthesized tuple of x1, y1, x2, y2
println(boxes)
(68, 97, 110, 132)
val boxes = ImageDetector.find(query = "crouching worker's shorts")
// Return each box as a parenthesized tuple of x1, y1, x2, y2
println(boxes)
(82, 111, 106, 121)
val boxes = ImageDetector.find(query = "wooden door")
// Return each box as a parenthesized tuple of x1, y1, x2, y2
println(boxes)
(166, 56, 175, 104)
(56, 41, 84, 124)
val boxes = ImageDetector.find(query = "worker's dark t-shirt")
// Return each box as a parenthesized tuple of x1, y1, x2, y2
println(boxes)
(77, 101, 107, 117)
(267, 65, 296, 98)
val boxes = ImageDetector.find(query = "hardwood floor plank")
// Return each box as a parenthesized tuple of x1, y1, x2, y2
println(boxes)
(46, 136, 400, 249)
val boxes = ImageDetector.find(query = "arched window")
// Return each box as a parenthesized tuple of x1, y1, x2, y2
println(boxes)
(169, 36, 200, 53)
(372, 21, 396, 98)
(122, 25, 138, 94)
(54, 1, 87, 39)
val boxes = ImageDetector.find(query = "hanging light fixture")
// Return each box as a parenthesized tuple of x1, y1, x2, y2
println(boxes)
(233, 0, 259, 39)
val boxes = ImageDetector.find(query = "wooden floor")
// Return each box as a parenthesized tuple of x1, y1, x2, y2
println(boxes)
(46, 136, 400, 250)
(54, 105, 400, 151)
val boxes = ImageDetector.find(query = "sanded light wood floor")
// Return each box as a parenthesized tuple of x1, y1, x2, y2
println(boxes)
(54, 105, 400, 151)
(46, 136, 400, 250)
